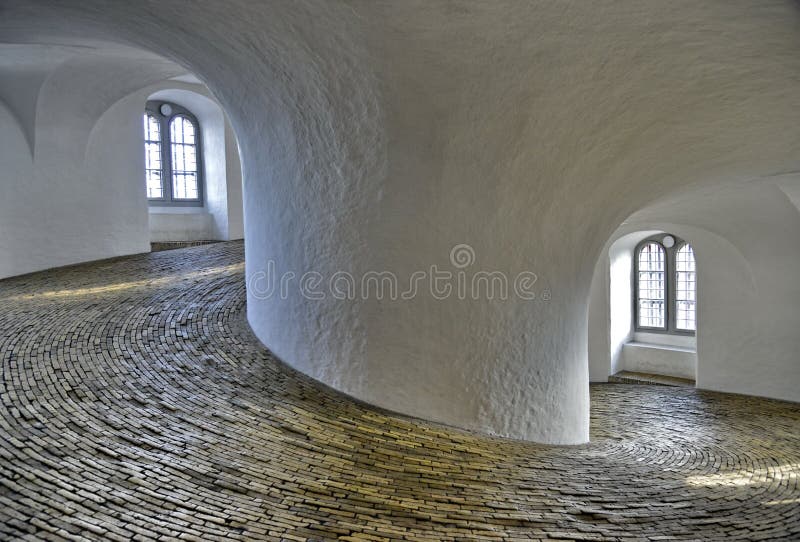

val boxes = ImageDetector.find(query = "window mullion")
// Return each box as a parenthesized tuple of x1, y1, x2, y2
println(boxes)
(666, 247, 672, 332)
(161, 115, 173, 202)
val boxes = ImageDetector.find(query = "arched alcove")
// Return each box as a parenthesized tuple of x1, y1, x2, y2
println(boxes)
(143, 87, 244, 244)
(589, 180, 800, 404)
(589, 229, 699, 383)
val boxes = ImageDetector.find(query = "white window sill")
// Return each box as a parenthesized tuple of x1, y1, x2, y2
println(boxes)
(626, 341, 696, 354)
(633, 331, 695, 350)
(149, 206, 207, 215)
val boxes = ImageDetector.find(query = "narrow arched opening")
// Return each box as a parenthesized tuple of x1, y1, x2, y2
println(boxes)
(588, 230, 698, 387)
(141, 87, 244, 250)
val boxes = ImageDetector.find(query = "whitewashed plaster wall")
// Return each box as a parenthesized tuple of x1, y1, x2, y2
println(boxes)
(587, 256, 612, 383)
(224, 120, 245, 241)
(620, 342, 696, 380)
(2, 1, 800, 443)
(147, 209, 215, 243)
(0, 98, 34, 277)
(588, 231, 655, 382)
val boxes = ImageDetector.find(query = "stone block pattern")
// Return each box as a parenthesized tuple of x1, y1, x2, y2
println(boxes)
(0, 241, 798, 541)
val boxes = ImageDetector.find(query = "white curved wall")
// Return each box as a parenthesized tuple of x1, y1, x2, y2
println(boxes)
(1, 1, 800, 443)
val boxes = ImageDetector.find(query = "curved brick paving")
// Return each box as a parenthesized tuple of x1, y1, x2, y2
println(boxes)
(1, 241, 798, 541)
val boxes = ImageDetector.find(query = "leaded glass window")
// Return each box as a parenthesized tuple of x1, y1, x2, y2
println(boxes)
(634, 235, 697, 334)
(143, 101, 203, 205)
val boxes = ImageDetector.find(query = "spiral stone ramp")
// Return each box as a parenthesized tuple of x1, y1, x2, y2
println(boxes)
(0, 241, 798, 541)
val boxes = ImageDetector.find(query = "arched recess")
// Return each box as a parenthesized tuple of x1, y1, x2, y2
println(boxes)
(589, 180, 800, 404)
(84, 81, 245, 246)
(144, 87, 244, 243)
(589, 226, 746, 384)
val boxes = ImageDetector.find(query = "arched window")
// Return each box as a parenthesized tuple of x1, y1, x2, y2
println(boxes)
(143, 101, 203, 205)
(634, 235, 697, 334)
(637, 242, 666, 329)
(675, 243, 696, 331)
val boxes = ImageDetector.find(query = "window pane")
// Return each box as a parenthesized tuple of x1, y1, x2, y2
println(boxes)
(143, 114, 163, 199)
(675, 244, 697, 331)
(170, 116, 199, 200)
(638, 242, 665, 328)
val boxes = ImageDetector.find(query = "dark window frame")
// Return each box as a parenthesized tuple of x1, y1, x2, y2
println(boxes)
(634, 234, 696, 336)
(144, 100, 204, 207)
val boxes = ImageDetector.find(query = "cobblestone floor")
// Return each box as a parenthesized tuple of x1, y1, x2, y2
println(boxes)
(1, 241, 799, 541)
